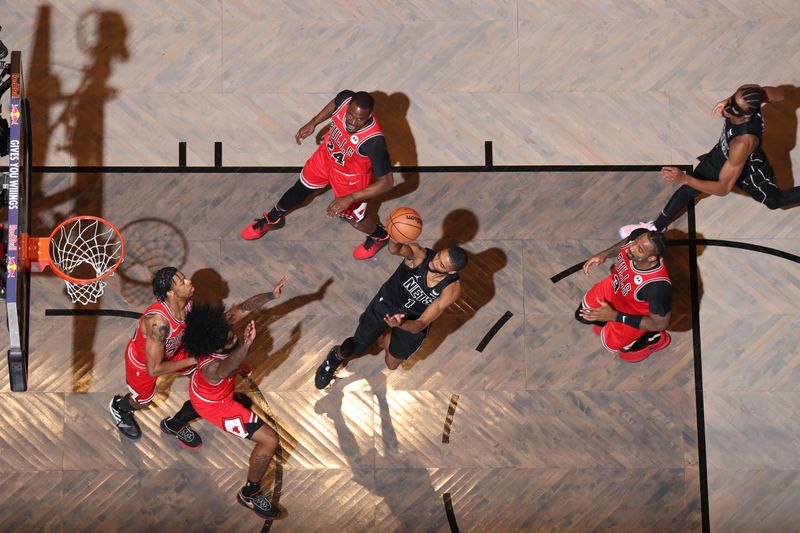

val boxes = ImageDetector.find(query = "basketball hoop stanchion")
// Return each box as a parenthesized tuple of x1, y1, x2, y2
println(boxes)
(26, 216, 125, 305)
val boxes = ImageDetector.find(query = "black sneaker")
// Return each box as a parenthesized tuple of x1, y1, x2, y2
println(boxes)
(109, 395, 141, 440)
(160, 417, 203, 449)
(314, 346, 342, 389)
(240, 213, 285, 240)
(237, 489, 280, 520)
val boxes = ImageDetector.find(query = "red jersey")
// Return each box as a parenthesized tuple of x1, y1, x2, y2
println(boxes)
(190, 353, 235, 404)
(128, 300, 190, 366)
(607, 242, 671, 316)
(323, 97, 384, 177)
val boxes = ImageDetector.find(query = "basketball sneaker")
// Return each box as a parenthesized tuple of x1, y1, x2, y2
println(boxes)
(618, 332, 671, 363)
(109, 395, 141, 440)
(160, 417, 203, 449)
(353, 234, 389, 260)
(240, 213, 285, 240)
(315, 345, 342, 389)
(618, 221, 656, 239)
(237, 488, 280, 520)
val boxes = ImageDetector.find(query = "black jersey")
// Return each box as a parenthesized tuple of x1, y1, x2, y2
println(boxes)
(696, 113, 772, 185)
(377, 248, 459, 320)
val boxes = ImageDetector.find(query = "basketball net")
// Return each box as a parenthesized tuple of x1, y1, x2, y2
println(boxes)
(27, 216, 125, 305)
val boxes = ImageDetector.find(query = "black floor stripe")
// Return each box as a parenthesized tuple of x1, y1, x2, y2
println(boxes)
(442, 492, 460, 533)
(687, 203, 710, 533)
(441, 394, 460, 444)
(475, 311, 513, 352)
(45, 309, 141, 319)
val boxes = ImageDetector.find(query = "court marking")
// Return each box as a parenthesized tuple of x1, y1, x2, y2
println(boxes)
(475, 311, 513, 352)
(441, 394, 460, 444)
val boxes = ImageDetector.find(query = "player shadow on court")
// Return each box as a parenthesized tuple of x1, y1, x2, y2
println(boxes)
(762, 85, 799, 190)
(404, 209, 507, 369)
(26, 6, 129, 392)
(662, 229, 706, 333)
(314, 371, 441, 530)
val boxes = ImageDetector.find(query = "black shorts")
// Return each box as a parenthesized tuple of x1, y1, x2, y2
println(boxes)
(353, 294, 429, 360)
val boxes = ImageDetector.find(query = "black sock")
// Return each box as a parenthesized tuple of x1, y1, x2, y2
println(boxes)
(115, 393, 135, 413)
(369, 224, 388, 240)
(266, 205, 286, 221)
(166, 400, 199, 431)
(242, 479, 261, 497)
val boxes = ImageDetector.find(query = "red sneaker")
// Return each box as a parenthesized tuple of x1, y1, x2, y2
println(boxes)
(618, 332, 671, 363)
(240, 213, 285, 240)
(353, 234, 389, 260)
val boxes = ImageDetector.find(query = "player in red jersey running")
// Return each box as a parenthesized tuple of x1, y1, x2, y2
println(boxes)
(181, 304, 282, 520)
(577, 229, 672, 362)
(241, 90, 395, 260)
(109, 267, 199, 443)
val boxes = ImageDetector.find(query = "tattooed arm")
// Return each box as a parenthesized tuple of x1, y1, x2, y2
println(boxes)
(225, 275, 289, 324)
(143, 314, 196, 377)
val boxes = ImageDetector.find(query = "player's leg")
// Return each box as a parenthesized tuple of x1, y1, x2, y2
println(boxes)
(740, 165, 800, 209)
(577, 278, 614, 335)
(351, 208, 390, 260)
(160, 399, 202, 449)
(237, 417, 280, 520)
(384, 326, 428, 370)
(110, 346, 157, 439)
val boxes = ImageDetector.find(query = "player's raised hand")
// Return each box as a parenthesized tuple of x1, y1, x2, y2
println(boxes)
(582, 253, 608, 275)
(661, 166, 689, 185)
(272, 275, 289, 299)
(295, 122, 315, 145)
(242, 320, 256, 347)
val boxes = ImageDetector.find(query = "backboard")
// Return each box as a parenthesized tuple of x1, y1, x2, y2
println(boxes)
(5, 51, 32, 391)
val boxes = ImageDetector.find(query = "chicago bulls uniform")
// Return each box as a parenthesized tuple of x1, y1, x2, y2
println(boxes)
(190, 353, 263, 439)
(125, 300, 193, 404)
(300, 91, 390, 221)
(582, 238, 671, 352)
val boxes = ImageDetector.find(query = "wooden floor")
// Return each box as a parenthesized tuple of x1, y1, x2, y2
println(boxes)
(1, 1, 800, 532)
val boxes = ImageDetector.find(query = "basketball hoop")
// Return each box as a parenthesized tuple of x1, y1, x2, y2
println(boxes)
(26, 216, 125, 305)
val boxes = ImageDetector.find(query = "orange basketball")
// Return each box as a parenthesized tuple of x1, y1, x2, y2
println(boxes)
(386, 207, 423, 244)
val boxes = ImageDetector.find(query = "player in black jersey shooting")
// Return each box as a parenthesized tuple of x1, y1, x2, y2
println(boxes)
(620, 84, 800, 237)
(314, 239, 467, 389)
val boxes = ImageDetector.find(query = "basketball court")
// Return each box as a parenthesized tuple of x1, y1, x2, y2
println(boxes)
(2, 4, 800, 532)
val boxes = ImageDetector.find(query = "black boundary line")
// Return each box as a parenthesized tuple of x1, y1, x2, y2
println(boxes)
(688, 203, 710, 533)
(475, 311, 514, 352)
(45, 309, 141, 319)
(33, 164, 669, 174)
(441, 393, 460, 444)
(442, 492, 460, 533)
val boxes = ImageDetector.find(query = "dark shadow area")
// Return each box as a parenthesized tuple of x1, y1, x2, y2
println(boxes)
(762, 84, 799, 189)
(663, 229, 705, 333)
(27, 6, 129, 391)
(314, 371, 441, 530)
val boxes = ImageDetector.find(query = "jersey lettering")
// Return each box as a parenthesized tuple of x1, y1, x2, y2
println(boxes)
(403, 298, 415, 309)
(402, 276, 434, 306)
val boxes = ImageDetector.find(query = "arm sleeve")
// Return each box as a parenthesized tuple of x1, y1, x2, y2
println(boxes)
(359, 135, 392, 178)
(334, 90, 355, 108)
(637, 281, 672, 316)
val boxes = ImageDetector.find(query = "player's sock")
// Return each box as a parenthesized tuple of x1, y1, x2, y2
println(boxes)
(266, 205, 286, 222)
(652, 212, 670, 232)
(165, 400, 200, 431)
(242, 480, 261, 497)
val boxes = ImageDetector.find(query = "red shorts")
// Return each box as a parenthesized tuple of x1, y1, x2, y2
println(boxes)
(300, 146, 368, 221)
(582, 276, 646, 352)
(125, 343, 195, 404)
(189, 393, 262, 439)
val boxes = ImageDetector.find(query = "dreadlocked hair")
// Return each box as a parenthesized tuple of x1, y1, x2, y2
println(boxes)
(182, 303, 231, 359)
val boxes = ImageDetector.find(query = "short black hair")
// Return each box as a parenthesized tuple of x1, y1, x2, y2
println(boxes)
(182, 303, 231, 359)
(446, 247, 469, 271)
(647, 231, 667, 257)
(351, 91, 375, 113)
(152, 266, 177, 301)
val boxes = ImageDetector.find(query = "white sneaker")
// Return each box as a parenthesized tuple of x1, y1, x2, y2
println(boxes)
(618, 221, 656, 239)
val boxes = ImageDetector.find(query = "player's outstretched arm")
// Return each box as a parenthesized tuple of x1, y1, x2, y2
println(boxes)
(388, 240, 426, 267)
(295, 98, 337, 145)
(327, 172, 394, 217)
(225, 275, 289, 324)
(583, 238, 627, 275)
(385, 281, 461, 334)
(143, 314, 196, 377)
(202, 321, 257, 382)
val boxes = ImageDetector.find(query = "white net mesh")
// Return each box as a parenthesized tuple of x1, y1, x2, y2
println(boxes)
(49, 217, 124, 305)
